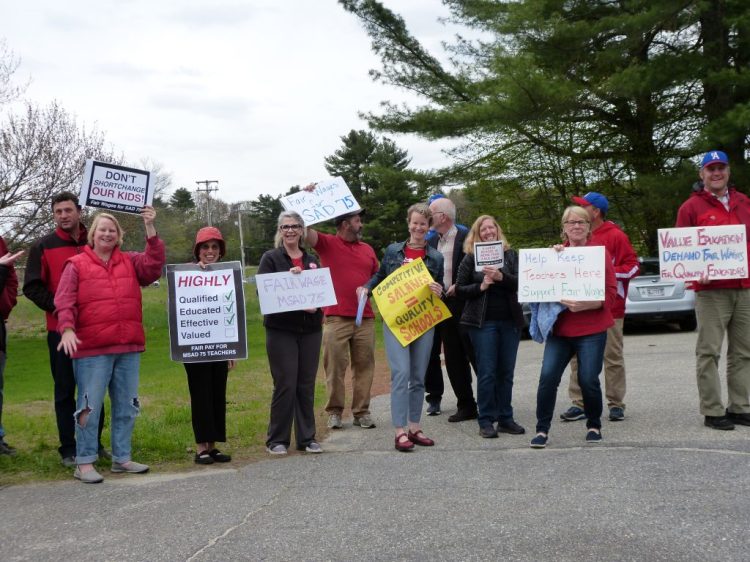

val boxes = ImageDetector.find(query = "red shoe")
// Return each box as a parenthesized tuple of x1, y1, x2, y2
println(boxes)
(395, 432, 414, 452)
(407, 430, 435, 447)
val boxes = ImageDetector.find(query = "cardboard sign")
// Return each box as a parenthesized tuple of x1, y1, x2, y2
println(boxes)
(280, 177, 361, 226)
(371, 258, 451, 346)
(518, 246, 606, 302)
(80, 159, 153, 214)
(255, 267, 337, 314)
(474, 241, 504, 271)
(167, 262, 247, 363)
(658, 225, 748, 281)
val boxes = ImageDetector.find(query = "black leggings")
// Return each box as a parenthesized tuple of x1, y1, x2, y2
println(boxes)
(185, 361, 229, 444)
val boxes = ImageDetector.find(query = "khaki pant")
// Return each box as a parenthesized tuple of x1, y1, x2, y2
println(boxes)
(323, 316, 375, 417)
(569, 319, 625, 409)
(694, 289, 750, 416)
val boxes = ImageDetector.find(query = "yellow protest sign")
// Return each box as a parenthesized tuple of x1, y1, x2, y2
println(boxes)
(372, 258, 451, 346)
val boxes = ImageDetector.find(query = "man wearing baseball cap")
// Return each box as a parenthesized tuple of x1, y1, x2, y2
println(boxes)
(676, 150, 750, 430)
(559, 191, 639, 423)
(303, 205, 380, 431)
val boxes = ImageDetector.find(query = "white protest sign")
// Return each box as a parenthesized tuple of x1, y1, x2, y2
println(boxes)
(80, 159, 153, 214)
(280, 177, 361, 226)
(256, 267, 337, 314)
(518, 246, 606, 302)
(474, 241, 504, 272)
(166, 262, 247, 363)
(658, 225, 748, 281)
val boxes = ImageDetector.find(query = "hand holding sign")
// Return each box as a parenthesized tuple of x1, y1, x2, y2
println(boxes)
(282, 177, 361, 226)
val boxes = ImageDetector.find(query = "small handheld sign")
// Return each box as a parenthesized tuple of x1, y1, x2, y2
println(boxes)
(80, 159, 153, 214)
(474, 241, 504, 272)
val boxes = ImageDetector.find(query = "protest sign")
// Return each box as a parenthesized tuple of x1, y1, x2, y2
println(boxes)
(658, 225, 748, 281)
(80, 159, 153, 214)
(255, 267, 337, 314)
(371, 258, 451, 346)
(280, 177, 361, 226)
(167, 262, 247, 363)
(518, 246, 606, 302)
(474, 241, 504, 272)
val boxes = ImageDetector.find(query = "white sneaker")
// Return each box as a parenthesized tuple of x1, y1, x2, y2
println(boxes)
(111, 460, 149, 474)
(304, 442, 323, 453)
(266, 444, 287, 455)
(74, 467, 104, 483)
(327, 414, 343, 429)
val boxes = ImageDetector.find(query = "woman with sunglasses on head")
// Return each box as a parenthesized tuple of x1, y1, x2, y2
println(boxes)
(529, 205, 616, 449)
(257, 211, 324, 455)
(455, 215, 526, 439)
(185, 227, 235, 465)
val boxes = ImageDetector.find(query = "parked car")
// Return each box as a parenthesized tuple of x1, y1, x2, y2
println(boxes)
(625, 257, 696, 331)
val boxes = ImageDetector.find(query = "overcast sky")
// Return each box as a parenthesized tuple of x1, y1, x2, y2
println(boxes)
(3, 1, 459, 204)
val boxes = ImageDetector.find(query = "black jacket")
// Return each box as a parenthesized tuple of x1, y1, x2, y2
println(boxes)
(455, 248, 524, 329)
(257, 246, 324, 334)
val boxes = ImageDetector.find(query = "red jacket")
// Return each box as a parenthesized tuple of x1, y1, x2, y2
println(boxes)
(55, 236, 165, 358)
(553, 243, 617, 337)
(589, 221, 639, 318)
(23, 226, 88, 331)
(675, 187, 750, 291)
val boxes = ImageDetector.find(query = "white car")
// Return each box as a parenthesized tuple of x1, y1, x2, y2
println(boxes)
(625, 257, 697, 331)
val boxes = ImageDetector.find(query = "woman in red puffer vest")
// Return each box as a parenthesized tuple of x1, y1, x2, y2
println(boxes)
(55, 207, 165, 484)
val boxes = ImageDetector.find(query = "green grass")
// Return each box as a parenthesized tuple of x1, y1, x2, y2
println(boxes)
(0, 271, 334, 485)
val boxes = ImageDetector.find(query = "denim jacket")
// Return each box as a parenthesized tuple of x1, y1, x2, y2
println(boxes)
(365, 241, 444, 293)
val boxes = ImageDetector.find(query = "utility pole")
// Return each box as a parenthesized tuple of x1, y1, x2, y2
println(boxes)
(195, 180, 219, 225)
(237, 207, 247, 280)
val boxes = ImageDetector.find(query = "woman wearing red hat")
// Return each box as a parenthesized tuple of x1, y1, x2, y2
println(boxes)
(185, 226, 235, 465)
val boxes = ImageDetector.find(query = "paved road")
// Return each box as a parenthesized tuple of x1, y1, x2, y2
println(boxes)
(2, 328, 749, 561)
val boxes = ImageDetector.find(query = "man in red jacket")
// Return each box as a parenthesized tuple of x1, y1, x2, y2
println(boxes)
(560, 192, 639, 422)
(676, 150, 750, 430)
(23, 192, 107, 466)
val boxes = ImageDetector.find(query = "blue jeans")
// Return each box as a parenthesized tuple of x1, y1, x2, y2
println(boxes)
(536, 332, 606, 434)
(469, 320, 521, 428)
(73, 353, 141, 464)
(383, 324, 434, 428)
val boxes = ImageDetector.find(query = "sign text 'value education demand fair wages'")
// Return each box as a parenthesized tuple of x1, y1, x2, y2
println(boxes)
(658, 225, 748, 281)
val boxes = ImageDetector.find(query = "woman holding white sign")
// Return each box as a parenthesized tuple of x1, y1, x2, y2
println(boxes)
(184, 227, 235, 465)
(456, 215, 526, 439)
(55, 207, 165, 483)
(258, 211, 324, 455)
(529, 206, 616, 449)
(360, 203, 444, 452)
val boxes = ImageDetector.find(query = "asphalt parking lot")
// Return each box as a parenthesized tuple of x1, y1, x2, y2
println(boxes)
(2, 326, 749, 561)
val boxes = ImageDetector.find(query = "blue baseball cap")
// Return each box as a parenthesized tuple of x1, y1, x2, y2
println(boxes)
(428, 193, 446, 204)
(700, 150, 729, 169)
(571, 191, 609, 214)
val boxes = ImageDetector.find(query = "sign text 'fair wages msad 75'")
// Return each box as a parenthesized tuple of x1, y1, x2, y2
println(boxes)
(255, 268, 337, 315)
(517, 246, 606, 302)
(658, 225, 748, 281)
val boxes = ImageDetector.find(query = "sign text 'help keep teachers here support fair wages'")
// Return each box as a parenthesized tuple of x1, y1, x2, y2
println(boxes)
(658, 225, 748, 281)
(517, 246, 606, 302)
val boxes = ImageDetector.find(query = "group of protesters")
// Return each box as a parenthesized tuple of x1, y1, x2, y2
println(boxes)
(1, 149, 749, 483)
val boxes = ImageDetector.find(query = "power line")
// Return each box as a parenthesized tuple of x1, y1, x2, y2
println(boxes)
(195, 180, 219, 225)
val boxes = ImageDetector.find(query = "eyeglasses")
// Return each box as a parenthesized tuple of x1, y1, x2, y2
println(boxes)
(280, 224, 302, 231)
(563, 220, 588, 226)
